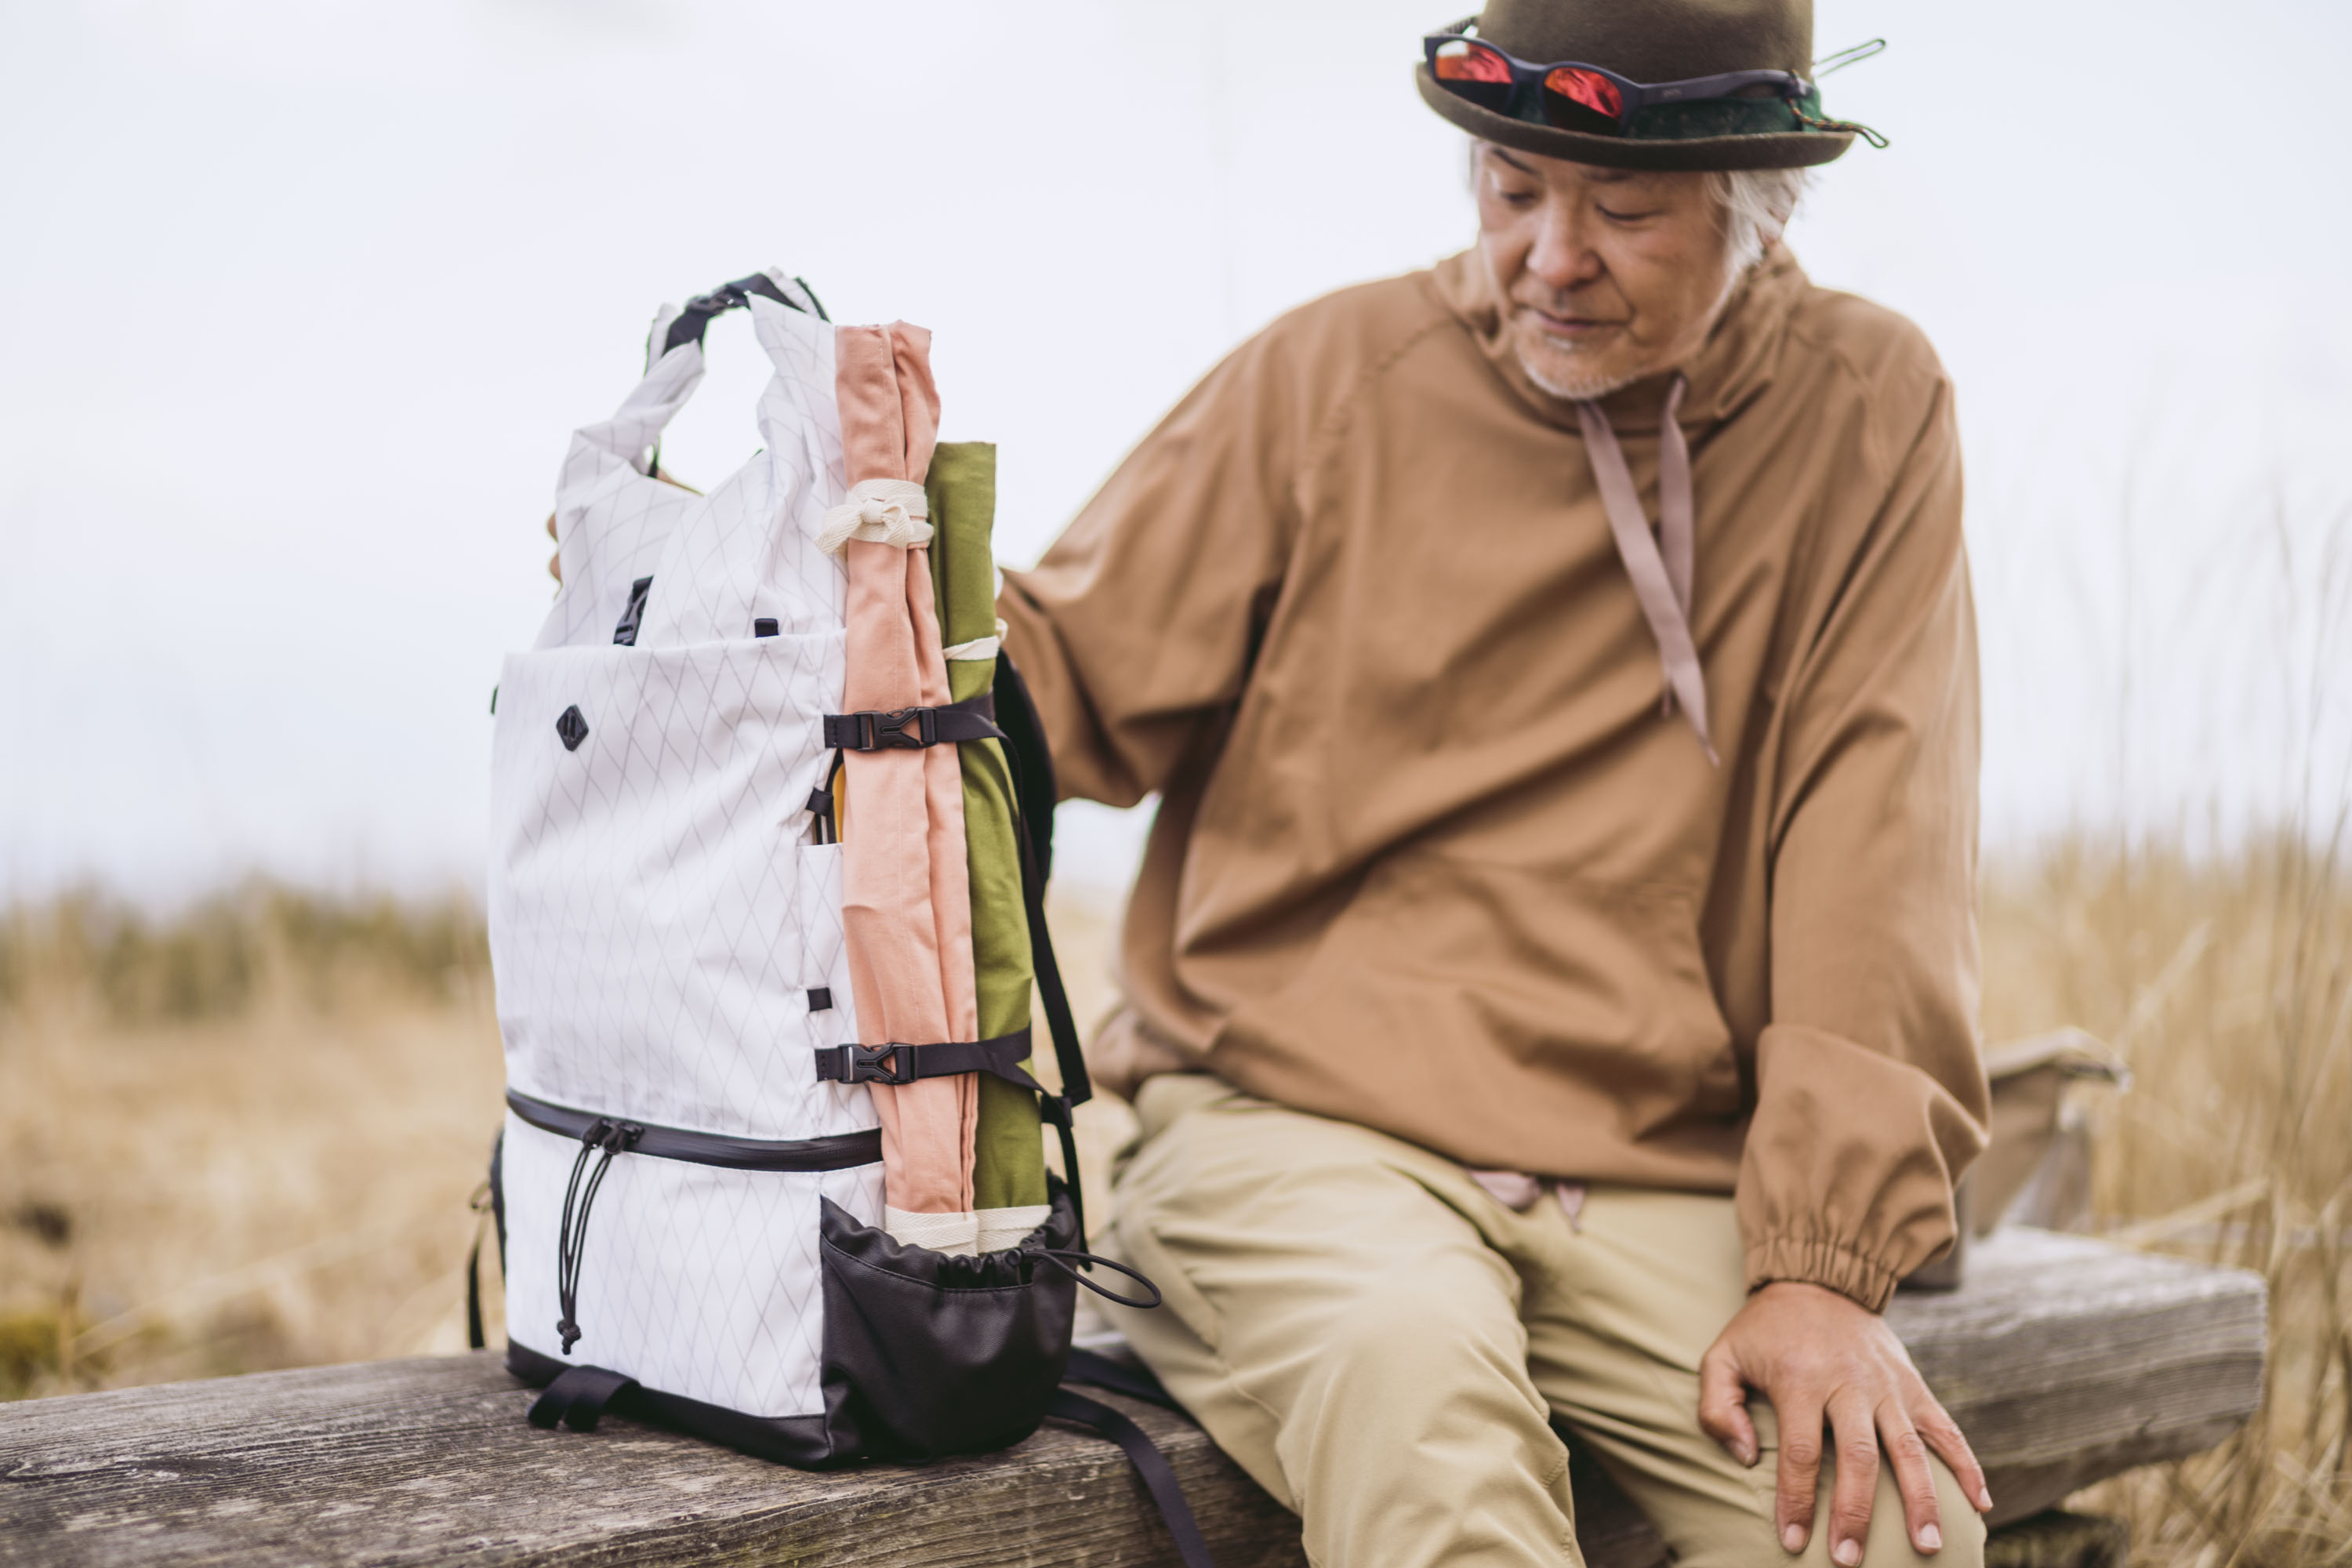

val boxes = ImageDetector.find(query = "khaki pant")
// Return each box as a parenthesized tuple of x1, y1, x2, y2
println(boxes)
(1100, 1076, 1984, 1568)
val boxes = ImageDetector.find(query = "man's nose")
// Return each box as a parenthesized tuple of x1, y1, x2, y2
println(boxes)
(1526, 201, 1601, 292)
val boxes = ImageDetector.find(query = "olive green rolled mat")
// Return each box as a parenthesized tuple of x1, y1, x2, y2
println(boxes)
(926, 442, 1051, 1240)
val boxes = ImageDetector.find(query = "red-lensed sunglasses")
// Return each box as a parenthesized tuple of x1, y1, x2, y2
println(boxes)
(1424, 16, 1842, 138)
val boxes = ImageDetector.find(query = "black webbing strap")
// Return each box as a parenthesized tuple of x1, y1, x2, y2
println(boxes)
(528, 1365, 641, 1433)
(812, 1027, 1044, 1090)
(466, 1130, 506, 1352)
(1047, 1388, 1218, 1568)
(660, 272, 826, 358)
(465, 1184, 492, 1352)
(1065, 1345, 1181, 1408)
(822, 690, 1004, 753)
(1014, 767, 1091, 1171)
(645, 271, 827, 480)
(982, 652, 1094, 1246)
(993, 652, 1058, 880)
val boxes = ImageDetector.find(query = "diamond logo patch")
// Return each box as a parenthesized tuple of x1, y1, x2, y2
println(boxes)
(556, 704, 590, 751)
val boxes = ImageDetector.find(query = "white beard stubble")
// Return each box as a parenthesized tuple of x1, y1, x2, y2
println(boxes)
(1508, 257, 1749, 403)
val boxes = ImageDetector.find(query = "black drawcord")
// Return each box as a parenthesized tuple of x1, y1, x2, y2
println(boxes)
(554, 1118, 641, 1354)
(1032, 1247, 1164, 1310)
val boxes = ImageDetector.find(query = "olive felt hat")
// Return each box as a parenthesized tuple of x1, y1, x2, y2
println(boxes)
(1415, 0, 1868, 171)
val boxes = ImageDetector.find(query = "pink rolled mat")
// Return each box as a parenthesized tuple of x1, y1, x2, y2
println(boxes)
(833, 323, 982, 1245)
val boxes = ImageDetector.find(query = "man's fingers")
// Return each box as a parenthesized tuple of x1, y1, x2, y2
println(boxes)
(1773, 1392, 1825, 1555)
(545, 512, 557, 542)
(1824, 1392, 1879, 1566)
(546, 513, 562, 584)
(1916, 1398, 1993, 1514)
(1697, 1345, 1758, 1466)
(1878, 1402, 1945, 1554)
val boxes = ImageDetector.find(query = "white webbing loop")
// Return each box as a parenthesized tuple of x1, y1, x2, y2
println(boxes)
(943, 619, 1008, 663)
(817, 478, 934, 557)
(885, 1206, 979, 1257)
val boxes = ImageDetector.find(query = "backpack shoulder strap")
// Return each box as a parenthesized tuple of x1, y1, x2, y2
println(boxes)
(990, 649, 1096, 1240)
(1047, 1386, 1218, 1568)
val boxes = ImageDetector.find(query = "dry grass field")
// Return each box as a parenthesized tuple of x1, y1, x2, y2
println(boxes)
(3, 842, 2347, 1566)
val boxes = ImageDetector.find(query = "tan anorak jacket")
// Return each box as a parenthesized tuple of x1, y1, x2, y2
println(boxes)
(997, 248, 1990, 1311)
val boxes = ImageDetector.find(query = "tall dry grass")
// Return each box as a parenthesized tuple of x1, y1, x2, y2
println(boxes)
(0, 886, 506, 1395)
(1984, 835, 2352, 1566)
(0, 884, 1126, 1402)
(2, 855, 2347, 1564)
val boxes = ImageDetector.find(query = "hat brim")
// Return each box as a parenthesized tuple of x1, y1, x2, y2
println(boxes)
(1416, 66, 1851, 172)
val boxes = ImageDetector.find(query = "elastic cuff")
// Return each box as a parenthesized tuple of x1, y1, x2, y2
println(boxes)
(1744, 1236, 1902, 1312)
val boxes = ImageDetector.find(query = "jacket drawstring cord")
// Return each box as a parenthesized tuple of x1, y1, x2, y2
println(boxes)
(1573, 376, 1719, 766)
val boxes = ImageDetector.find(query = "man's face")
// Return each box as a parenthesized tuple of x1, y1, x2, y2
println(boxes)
(1474, 143, 1740, 401)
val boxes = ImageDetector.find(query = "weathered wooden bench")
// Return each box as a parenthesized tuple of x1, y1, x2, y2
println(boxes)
(0, 1229, 2263, 1567)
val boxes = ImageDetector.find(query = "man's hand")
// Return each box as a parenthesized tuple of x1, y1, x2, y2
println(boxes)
(1698, 1281, 1991, 1563)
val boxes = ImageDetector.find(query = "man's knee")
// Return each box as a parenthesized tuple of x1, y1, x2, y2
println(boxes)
(1273, 1269, 1575, 1564)
(1667, 1450, 1987, 1568)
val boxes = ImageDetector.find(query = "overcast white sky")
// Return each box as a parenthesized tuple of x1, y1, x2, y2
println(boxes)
(4, 0, 2348, 903)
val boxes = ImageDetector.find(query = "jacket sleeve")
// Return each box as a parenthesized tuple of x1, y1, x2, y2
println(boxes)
(1737, 369, 1992, 1312)
(995, 330, 1301, 807)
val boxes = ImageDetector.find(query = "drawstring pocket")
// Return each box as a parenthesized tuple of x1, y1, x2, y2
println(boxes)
(555, 1117, 642, 1354)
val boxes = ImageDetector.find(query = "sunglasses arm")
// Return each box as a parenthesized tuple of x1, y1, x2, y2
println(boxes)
(1631, 67, 1813, 106)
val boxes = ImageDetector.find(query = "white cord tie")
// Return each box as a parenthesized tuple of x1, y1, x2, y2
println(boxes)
(817, 478, 933, 557)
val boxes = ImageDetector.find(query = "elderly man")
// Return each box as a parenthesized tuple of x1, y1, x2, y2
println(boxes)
(994, 2, 1992, 1564)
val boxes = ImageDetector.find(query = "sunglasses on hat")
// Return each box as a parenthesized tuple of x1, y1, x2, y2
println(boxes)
(1425, 18, 1877, 140)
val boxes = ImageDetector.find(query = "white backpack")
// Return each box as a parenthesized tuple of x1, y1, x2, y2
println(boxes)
(477, 274, 1207, 1556)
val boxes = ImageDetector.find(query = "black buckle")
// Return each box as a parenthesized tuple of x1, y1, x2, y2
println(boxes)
(822, 1043, 913, 1085)
(873, 708, 935, 749)
(825, 707, 936, 752)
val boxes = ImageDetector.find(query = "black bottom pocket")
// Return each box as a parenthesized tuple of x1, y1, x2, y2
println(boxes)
(818, 1176, 1080, 1461)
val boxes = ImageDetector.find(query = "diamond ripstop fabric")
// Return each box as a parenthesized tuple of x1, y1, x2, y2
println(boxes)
(832, 323, 985, 1254)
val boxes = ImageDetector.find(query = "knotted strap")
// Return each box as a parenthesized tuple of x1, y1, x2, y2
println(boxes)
(1573, 376, 1717, 764)
(816, 477, 933, 556)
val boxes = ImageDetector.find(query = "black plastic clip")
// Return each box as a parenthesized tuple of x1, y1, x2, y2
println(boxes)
(822, 692, 1004, 753)
(824, 707, 933, 751)
(815, 1043, 914, 1086)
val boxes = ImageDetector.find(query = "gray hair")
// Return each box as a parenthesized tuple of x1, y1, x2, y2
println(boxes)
(1467, 142, 1809, 273)
(1709, 166, 1808, 272)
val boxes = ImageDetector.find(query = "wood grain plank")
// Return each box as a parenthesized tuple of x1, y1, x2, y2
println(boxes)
(0, 1230, 2263, 1566)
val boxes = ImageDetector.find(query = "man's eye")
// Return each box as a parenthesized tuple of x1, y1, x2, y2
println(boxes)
(1599, 207, 1657, 223)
